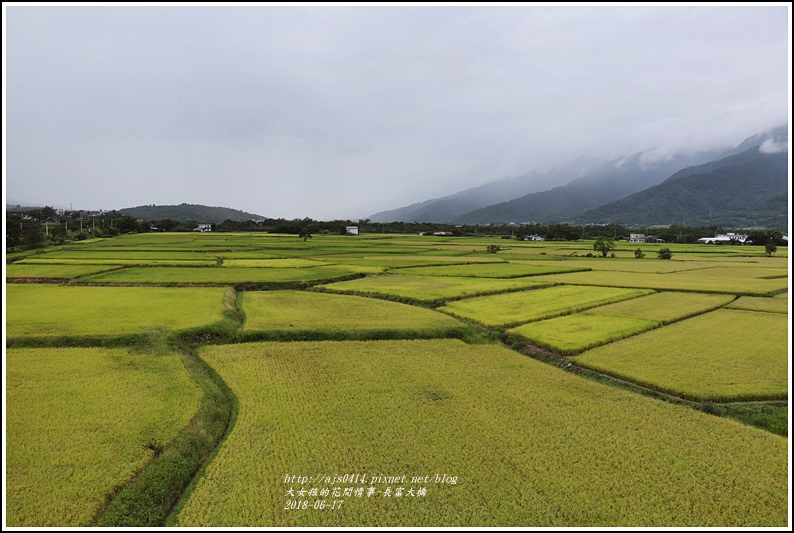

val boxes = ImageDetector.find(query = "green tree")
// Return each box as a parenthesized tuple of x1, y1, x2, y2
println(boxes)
(765, 241, 777, 257)
(298, 228, 312, 242)
(593, 236, 615, 257)
(486, 244, 501, 253)
(634, 247, 645, 259)
(657, 247, 673, 260)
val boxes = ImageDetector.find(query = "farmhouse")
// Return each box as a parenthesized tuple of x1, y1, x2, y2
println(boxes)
(630, 233, 645, 243)
(346, 225, 359, 235)
(196, 224, 212, 232)
(697, 233, 748, 244)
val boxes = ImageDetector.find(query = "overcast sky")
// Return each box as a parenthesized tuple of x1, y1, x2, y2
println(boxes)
(4, 4, 790, 220)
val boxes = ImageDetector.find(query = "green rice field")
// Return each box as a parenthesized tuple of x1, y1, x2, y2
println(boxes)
(240, 290, 468, 339)
(398, 262, 589, 278)
(78, 265, 358, 285)
(726, 295, 788, 314)
(318, 274, 555, 302)
(174, 340, 787, 527)
(5, 347, 201, 526)
(508, 314, 658, 354)
(5, 284, 226, 338)
(505, 291, 737, 353)
(439, 285, 653, 327)
(575, 309, 788, 401)
(6, 263, 120, 279)
(531, 267, 787, 295)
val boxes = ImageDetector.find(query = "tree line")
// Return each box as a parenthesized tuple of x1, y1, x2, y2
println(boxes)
(5, 208, 788, 253)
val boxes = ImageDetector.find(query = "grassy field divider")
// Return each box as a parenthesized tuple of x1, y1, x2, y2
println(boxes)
(236, 325, 473, 343)
(92, 344, 235, 527)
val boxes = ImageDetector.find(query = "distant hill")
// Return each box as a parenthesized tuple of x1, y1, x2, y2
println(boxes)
(578, 146, 788, 229)
(119, 203, 266, 223)
(453, 148, 722, 225)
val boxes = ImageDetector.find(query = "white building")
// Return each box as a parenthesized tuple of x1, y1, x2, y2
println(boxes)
(197, 224, 212, 232)
(630, 233, 646, 243)
(346, 225, 359, 235)
(697, 233, 748, 244)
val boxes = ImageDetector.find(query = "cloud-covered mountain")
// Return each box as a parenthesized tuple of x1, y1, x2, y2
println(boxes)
(451, 148, 724, 225)
(369, 164, 593, 223)
(577, 141, 788, 229)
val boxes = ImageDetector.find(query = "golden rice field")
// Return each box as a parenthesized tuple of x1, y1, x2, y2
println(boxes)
(5, 347, 201, 526)
(318, 274, 554, 302)
(439, 285, 653, 327)
(5, 284, 226, 338)
(174, 340, 787, 527)
(575, 309, 788, 401)
(240, 290, 468, 338)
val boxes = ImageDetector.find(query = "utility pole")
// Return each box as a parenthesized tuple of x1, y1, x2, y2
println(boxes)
(45, 222, 49, 236)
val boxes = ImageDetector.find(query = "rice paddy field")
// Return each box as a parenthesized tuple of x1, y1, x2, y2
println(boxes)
(174, 340, 786, 527)
(438, 285, 654, 327)
(5, 284, 227, 338)
(77, 265, 358, 285)
(575, 309, 789, 401)
(4, 232, 790, 527)
(5, 347, 201, 526)
(318, 274, 555, 302)
(239, 291, 469, 339)
(6, 263, 121, 279)
(397, 262, 590, 278)
(531, 266, 787, 295)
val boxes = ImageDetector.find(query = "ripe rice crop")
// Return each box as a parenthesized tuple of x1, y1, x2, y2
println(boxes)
(78, 266, 357, 285)
(532, 267, 787, 296)
(240, 291, 467, 339)
(6, 263, 120, 279)
(507, 314, 658, 354)
(318, 274, 553, 302)
(6, 284, 226, 338)
(399, 262, 589, 278)
(174, 339, 786, 527)
(726, 296, 788, 314)
(439, 285, 652, 327)
(6, 347, 201, 526)
(575, 309, 788, 401)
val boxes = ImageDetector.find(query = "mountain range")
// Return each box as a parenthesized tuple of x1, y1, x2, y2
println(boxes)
(370, 125, 788, 229)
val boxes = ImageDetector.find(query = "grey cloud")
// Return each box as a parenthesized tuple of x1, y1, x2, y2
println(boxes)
(5, 5, 789, 219)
